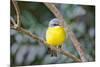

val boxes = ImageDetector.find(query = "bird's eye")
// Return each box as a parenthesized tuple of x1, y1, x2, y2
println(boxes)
(53, 24, 59, 26)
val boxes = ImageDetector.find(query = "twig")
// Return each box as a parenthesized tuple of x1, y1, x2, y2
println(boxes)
(12, 0, 20, 26)
(10, 16, 16, 25)
(44, 3, 87, 62)
(10, 16, 18, 29)
(68, 31, 87, 61)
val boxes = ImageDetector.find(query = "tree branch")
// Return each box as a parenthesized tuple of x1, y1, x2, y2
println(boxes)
(11, 26, 81, 62)
(44, 3, 87, 62)
(12, 0, 20, 26)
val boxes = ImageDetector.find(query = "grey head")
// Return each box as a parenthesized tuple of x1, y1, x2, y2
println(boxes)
(49, 18, 62, 27)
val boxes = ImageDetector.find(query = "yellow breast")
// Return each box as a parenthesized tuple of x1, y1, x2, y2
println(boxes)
(46, 26, 66, 46)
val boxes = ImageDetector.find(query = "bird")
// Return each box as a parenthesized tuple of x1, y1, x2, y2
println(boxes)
(46, 18, 66, 56)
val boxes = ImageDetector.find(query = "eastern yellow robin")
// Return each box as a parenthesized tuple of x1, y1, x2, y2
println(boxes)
(46, 18, 66, 56)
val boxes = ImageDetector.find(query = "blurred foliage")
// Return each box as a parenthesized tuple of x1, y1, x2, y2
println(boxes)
(10, 1, 95, 66)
